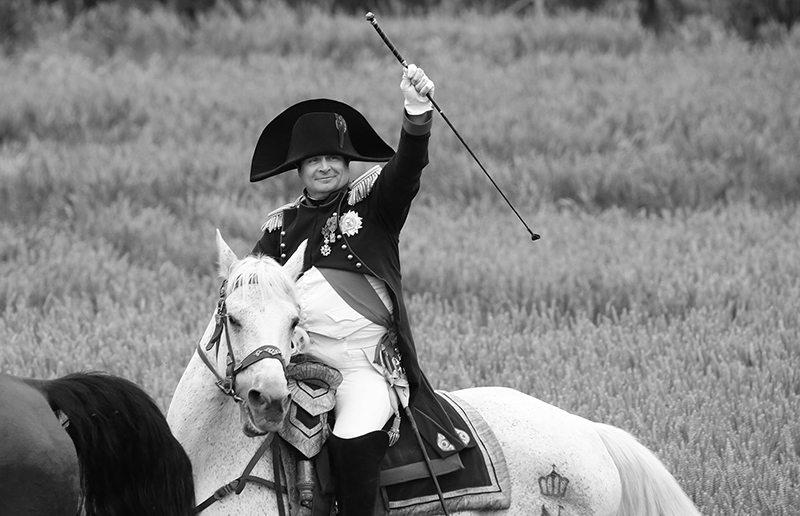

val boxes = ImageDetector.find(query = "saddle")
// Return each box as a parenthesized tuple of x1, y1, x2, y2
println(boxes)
(279, 360, 511, 516)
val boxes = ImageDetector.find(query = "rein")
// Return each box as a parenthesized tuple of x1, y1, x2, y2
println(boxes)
(193, 279, 290, 514)
(193, 434, 289, 515)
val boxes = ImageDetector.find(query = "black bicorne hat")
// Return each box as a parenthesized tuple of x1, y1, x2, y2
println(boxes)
(250, 98, 395, 182)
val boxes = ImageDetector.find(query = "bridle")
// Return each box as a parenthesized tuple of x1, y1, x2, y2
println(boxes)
(196, 279, 286, 403)
(193, 278, 291, 515)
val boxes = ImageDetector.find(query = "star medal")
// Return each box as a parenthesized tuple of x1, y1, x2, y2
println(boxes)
(320, 213, 338, 256)
(339, 211, 363, 237)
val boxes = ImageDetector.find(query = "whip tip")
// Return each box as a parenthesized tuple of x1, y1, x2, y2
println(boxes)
(365, 12, 375, 22)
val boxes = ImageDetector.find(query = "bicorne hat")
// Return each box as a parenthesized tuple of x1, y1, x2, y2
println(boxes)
(250, 98, 395, 182)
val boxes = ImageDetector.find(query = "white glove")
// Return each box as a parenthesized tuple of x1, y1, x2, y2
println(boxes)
(400, 63, 434, 116)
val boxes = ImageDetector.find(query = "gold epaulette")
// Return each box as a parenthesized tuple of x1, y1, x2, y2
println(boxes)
(348, 165, 382, 206)
(260, 196, 302, 233)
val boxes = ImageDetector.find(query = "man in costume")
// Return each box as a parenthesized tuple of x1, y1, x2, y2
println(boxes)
(250, 64, 466, 515)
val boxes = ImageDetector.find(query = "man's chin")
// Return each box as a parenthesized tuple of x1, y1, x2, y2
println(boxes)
(315, 179, 339, 189)
(309, 184, 343, 199)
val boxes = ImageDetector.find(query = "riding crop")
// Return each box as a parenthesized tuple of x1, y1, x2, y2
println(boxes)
(365, 12, 541, 242)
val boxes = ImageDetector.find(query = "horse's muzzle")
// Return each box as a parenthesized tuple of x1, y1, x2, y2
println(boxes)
(241, 388, 290, 435)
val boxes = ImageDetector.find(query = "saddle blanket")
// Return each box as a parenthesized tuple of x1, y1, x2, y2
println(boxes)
(382, 391, 511, 515)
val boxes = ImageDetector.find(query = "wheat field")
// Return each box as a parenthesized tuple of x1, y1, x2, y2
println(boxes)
(1, 3, 798, 515)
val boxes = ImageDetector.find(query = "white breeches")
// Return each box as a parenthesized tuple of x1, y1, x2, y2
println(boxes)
(305, 334, 394, 439)
(297, 267, 395, 438)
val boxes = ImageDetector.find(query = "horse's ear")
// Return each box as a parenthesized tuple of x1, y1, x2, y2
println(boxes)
(283, 240, 307, 280)
(216, 229, 239, 280)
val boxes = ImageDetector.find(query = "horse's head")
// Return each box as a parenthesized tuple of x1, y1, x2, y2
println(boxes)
(211, 230, 305, 437)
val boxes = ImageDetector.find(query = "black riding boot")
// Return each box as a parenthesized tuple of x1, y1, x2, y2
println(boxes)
(328, 431, 389, 516)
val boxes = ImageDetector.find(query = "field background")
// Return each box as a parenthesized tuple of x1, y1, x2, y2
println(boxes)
(1, 3, 799, 515)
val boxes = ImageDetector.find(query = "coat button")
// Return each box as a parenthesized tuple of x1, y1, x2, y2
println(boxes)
(336, 234, 342, 240)
(281, 231, 286, 236)
(356, 262, 362, 268)
(281, 253, 286, 259)
(341, 244, 347, 250)
(347, 254, 353, 260)
(280, 242, 286, 248)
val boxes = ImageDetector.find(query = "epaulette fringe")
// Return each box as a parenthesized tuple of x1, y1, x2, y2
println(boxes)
(260, 196, 302, 233)
(348, 165, 382, 206)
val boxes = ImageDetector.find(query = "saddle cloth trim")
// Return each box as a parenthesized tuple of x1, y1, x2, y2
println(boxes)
(381, 453, 463, 486)
(386, 390, 512, 514)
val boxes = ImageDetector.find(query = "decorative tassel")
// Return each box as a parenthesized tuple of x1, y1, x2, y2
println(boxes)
(260, 196, 302, 233)
(261, 211, 283, 233)
(387, 412, 401, 446)
(348, 165, 382, 205)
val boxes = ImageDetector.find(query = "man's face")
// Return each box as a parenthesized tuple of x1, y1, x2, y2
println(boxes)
(298, 155, 350, 199)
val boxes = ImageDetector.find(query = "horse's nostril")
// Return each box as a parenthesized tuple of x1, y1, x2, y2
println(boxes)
(248, 389, 289, 416)
(248, 389, 265, 408)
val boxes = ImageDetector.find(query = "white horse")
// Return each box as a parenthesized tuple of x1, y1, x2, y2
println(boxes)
(167, 231, 702, 516)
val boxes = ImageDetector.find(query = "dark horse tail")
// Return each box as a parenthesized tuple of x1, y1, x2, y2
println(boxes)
(27, 372, 195, 516)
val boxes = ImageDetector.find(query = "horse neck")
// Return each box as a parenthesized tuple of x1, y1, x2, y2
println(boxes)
(168, 314, 244, 437)
(168, 352, 278, 495)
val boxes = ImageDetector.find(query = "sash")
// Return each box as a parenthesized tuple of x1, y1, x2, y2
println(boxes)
(316, 267, 407, 444)
(316, 268, 392, 329)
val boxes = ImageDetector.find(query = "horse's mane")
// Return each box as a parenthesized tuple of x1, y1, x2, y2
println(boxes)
(39, 372, 195, 516)
(226, 255, 298, 305)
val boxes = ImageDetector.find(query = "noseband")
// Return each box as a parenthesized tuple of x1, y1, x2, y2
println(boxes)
(197, 279, 285, 403)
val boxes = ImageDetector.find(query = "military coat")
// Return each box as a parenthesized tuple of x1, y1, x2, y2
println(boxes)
(252, 113, 466, 457)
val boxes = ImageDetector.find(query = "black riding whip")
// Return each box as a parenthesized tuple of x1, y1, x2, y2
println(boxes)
(392, 388, 452, 516)
(365, 12, 541, 242)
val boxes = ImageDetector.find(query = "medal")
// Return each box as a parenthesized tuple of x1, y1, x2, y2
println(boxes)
(339, 211, 362, 236)
(320, 213, 338, 256)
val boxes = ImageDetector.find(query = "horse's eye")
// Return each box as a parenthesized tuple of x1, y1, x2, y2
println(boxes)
(227, 315, 240, 327)
(291, 317, 299, 330)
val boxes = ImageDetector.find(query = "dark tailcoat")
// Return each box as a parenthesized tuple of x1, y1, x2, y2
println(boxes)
(253, 113, 465, 458)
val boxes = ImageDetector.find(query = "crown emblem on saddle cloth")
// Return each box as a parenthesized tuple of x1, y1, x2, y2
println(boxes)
(539, 465, 570, 498)
(278, 359, 343, 458)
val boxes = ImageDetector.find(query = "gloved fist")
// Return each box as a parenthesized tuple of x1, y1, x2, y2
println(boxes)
(400, 63, 434, 116)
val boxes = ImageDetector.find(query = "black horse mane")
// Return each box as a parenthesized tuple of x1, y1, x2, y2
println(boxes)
(31, 372, 195, 516)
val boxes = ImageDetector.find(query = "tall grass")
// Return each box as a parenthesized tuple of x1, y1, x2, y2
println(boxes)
(1, 4, 798, 515)
(3, 3, 799, 211)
